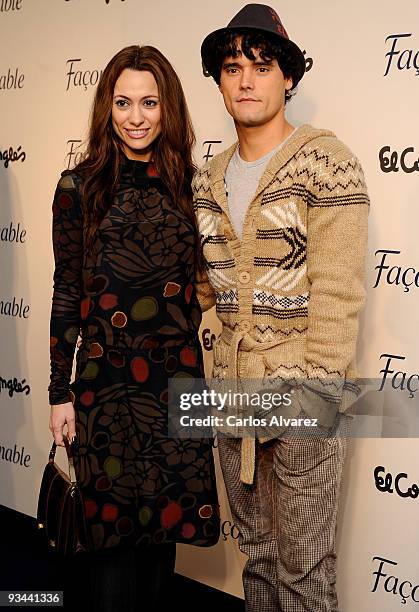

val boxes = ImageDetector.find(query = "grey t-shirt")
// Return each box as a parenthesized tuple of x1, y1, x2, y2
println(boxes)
(225, 128, 297, 239)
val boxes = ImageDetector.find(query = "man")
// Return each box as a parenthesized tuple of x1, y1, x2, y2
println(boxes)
(193, 3, 369, 611)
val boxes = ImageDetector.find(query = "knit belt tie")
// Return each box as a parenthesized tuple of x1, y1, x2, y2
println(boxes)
(217, 326, 291, 485)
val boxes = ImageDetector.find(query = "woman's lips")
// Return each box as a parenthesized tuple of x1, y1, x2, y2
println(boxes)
(125, 128, 150, 139)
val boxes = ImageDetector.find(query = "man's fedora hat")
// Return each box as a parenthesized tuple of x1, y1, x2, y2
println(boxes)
(201, 3, 306, 87)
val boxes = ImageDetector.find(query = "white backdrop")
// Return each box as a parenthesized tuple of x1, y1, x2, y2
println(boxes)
(1, 0, 419, 608)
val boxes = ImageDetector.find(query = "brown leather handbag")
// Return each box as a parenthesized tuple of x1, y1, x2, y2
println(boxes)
(36, 436, 89, 556)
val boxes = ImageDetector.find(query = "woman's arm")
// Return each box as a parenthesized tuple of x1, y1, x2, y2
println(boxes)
(48, 172, 84, 405)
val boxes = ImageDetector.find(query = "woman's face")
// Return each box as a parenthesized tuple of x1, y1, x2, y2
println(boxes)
(112, 68, 162, 162)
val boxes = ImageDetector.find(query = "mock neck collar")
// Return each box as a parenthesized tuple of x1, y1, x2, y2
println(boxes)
(121, 151, 150, 165)
(120, 151, 159, 184)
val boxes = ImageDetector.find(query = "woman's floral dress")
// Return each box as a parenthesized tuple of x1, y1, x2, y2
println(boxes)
(49, 154, 219, 552)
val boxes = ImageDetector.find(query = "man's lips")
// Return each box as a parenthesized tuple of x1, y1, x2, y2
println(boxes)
(237, 98, 259, 102)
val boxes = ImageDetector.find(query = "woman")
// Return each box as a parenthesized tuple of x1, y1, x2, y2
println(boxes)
(48, 45, 219, 611)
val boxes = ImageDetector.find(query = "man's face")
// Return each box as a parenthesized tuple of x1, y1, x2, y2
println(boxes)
(219, 44, 293, 128)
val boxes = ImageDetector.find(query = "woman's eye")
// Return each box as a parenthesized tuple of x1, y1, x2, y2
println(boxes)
(116, 99, 128, 107)
(144, 99, 157, 107)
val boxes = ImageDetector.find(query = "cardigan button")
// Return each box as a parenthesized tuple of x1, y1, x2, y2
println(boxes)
(238, 271, 250, 284)
(239, 320, 251, 332)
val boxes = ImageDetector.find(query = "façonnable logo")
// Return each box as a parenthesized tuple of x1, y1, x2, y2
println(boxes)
(384, 33, 419, 77)
(65, 139, 83, 169)
(0, 441, 31, 468)
(373, 249, 419, 293)
(65, 59, 103, 91)
(372, 556, 419, 605)
(220, 519, 240, 542)
(202, 140, 223, 163)
(0, 0, 23, 12)
(0, 221, 26, 244)
(0, 295, 30, 319)
(377, 353, 418, 398)
(0, 68, 24, 90)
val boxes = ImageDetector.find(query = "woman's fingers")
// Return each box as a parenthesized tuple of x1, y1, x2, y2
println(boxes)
(66, 413, 76, 444)
(49, 402, 76, 447)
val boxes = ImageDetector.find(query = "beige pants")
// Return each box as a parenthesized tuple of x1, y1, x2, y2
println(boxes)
(218, 413, 351, 612)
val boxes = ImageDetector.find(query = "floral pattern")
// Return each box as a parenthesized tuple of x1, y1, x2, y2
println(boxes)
(49, 155, 219, 551)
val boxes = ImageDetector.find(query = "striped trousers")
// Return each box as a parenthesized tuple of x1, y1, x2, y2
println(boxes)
(218, 414, 351, 611)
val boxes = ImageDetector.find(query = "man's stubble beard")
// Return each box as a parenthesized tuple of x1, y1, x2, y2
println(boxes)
(234, 113, 276, 129)
(231, 104, 282, 130)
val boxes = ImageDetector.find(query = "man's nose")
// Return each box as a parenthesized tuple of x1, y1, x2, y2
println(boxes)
(239, 68, 255, 90)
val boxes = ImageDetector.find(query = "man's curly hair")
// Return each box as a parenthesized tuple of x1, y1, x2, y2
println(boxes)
(204, 30, 301, 103)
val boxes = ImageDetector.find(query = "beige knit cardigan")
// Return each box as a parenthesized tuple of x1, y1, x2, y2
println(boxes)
(192, 124, 370, 483)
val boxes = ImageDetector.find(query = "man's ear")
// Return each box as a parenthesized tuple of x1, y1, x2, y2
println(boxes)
(285, 76, 293, 91)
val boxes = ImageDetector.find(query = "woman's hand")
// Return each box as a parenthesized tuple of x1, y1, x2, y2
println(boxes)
(49, 402, 76, 447)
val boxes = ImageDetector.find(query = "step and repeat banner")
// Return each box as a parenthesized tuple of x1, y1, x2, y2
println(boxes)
(1, 0, 419, 608)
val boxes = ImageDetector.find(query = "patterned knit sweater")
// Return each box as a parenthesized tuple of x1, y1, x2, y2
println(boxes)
(192, 124, 370, 484)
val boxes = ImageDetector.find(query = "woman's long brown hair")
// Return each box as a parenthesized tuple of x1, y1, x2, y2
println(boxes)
(73, 45, 203, 270)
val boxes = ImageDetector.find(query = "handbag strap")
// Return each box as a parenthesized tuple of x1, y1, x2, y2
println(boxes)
(48, 437, 77, 485)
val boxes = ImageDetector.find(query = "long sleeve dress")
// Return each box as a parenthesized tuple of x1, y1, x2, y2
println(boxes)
(49, 153, 220, 552)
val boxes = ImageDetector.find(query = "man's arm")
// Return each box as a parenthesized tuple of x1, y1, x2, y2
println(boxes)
(192, 166, 217, 313)
(304, 143, 370, 416)
(195, 266, 216, 312)
(306, 151, 369, 377)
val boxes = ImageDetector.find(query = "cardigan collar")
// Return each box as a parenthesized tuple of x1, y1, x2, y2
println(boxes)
(209, 124, 336, 215)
